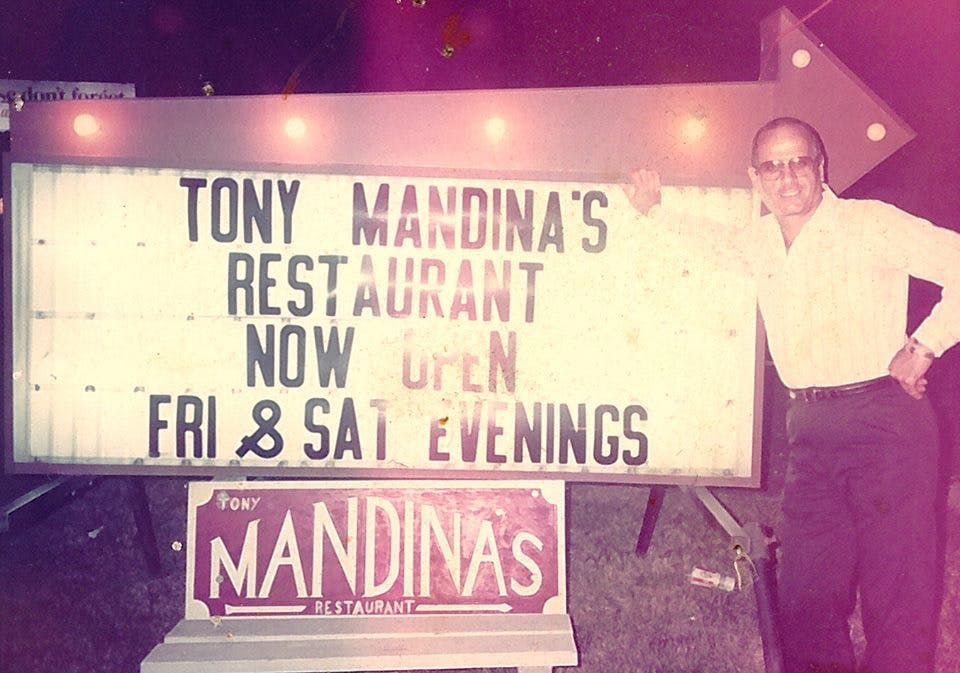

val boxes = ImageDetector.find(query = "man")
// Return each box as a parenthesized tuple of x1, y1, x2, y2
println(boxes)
(627, 117, 960, 673)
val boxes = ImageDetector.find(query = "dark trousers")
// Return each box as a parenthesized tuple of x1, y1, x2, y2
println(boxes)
(779, 382, 940, 673)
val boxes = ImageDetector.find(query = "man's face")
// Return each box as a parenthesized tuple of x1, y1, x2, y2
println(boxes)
(748, 124, 824, 224)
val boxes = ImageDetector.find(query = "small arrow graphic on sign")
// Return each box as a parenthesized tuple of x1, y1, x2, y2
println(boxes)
(224, 604, 307, 615)
(415, 603, 514, 613)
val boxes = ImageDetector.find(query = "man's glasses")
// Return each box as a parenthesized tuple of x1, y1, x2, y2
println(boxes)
(754, 155, 819, 181)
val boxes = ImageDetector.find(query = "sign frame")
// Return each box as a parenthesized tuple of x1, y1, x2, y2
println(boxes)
(3, 150, 765, 486)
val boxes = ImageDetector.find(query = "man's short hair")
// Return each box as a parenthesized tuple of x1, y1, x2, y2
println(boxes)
(750, 117, 826, 168)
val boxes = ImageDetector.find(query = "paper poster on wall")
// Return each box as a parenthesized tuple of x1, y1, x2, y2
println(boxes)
(0, 80, 135, 132)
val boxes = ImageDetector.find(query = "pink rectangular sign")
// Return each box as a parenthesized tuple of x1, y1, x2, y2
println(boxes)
(185, 480, 565, 619)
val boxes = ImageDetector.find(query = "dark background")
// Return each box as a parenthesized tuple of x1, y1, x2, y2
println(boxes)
(0, 2, 958, 672)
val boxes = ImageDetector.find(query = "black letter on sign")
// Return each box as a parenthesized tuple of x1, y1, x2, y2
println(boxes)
(581, 190, 608, 253)
(317, 255, 346, 317)
(278, 180, 300, 244)
(622, 404, 648, 465)
(303, 397, 331, 459)
(288, 255, 314, 317)
(211, 178, 239, 242)
(243, 179, 272, 243)
(236, 400, 283, 458)
(227, 252, 255, 315)
(180, 178, 207, 242)
(176, 395, 206, 459)
(258, 253, 281, 316)
(148, 394, 171, 457)
(314, 326, 355, 388)
(353, 182, 389, 245)
(247, 324, 274, 386)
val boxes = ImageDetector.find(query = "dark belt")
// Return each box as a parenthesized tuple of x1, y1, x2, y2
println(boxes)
(788, 376, 893, 403)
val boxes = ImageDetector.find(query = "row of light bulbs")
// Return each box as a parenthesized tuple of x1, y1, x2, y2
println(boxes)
(43, 49, 887, 145)
(67, 112, 511, 142)
(67, 110, 887, 145)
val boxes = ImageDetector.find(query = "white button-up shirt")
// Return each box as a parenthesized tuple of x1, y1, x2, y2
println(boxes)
(756, 188, 960, 388)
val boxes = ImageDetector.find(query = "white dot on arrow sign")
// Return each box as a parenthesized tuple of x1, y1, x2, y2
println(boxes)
(682, 117, 707, 143)
(867, 123, 887, 142)
(485, 116, 506, 143)
(791, 49, 812, 69)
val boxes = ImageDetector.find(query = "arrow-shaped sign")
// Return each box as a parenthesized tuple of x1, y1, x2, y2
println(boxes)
(7, 8, 910, 193)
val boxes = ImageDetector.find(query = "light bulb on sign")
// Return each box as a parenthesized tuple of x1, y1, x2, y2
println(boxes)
(285, 117, 307, 140)
(73, 113, 100, 137)
(681, 116, 707, 144)
(485, 116, 506, 144)
(791, 49, 812, 69)
(867, 122, 887, 142)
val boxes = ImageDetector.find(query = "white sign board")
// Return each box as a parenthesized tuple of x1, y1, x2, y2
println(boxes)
(9, 162, 760, 483)
(1, 80, 136, 132)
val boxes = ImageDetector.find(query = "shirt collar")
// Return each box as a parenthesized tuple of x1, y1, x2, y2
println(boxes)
(759, 183, 837, 221)
(805, 183, 837, 231)
(757, 184, 837, 257)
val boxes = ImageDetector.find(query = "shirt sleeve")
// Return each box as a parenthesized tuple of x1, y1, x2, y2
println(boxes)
(635, 187, 756, 276)
(872, 200, 960, 356)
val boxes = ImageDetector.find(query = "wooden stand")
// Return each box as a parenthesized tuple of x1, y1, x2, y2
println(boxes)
(141, 613, 576, 673)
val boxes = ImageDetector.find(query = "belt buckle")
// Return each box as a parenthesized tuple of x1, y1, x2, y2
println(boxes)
(791, 387, 823, 403)
(791, 379, 885, 403)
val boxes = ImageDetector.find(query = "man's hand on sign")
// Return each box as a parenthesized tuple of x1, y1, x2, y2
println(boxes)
(623, 168, 662, 216)
(888, 339, 935, 399)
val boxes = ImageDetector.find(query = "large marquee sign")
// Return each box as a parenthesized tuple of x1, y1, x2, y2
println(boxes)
(7, 161, 760, 482)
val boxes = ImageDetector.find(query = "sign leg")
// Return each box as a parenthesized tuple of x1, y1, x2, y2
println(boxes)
(742, 522, 784, 673)
(681, 487, 784, 673)
(635, 485, 667, 556)
(130, 477, 162, 576)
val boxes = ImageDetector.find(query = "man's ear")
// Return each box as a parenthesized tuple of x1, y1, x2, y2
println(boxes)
(747, 166, 761, 192)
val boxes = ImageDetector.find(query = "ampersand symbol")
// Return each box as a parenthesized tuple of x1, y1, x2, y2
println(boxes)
(236, 400, 284, 458)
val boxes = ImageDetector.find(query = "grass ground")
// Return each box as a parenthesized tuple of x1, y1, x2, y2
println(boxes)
(2, 380, 958, 673)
